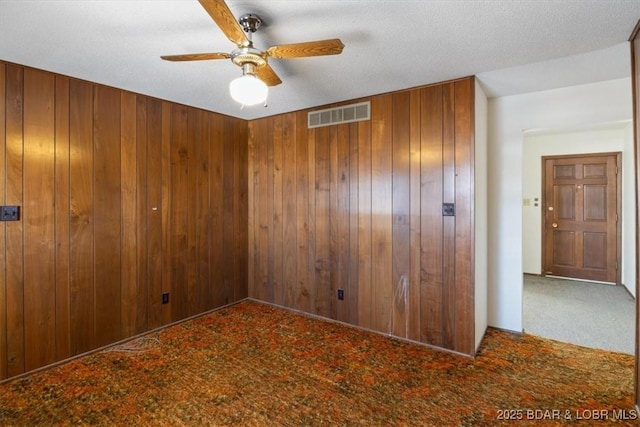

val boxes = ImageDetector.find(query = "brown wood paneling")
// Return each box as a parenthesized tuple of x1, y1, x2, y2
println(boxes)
(195, 111, 210, 314)
(93, 85, 122, 348)
(265, 119, 275, 305)
(247, 78, 477, 355)
(282, 113, 297, 308)
(314, 126, 332, 317)
(370, 94, 393, 334)
(306, 120, 317, 313)
(328, 125, 339, 320)
(272, 116, 284, 307)
(453, 78, 474, 355)
(23, 68, 56, 371)
(0, 63, 6, 379)
(408, 88, 422, 342)
(222, 115, 237, 305)
(5, 64, 25, 377)
(69, 78, 95, 356)
(227, 116, 238, 303)
(247, 118, 257, 301)
(146, 97, 163, 327)
(208, 116, 218, 308)
(233, 116, 248, 300)
(233, 118, 249, 301)
(120, 91, 137, 339)
(420, 84, 444, 346)
(0, 58, 477, 378)
(357, 115, 372, 329)
(135, 95, 149, 334)
(160, 101, 172, 326)
(54, 76, 71, 360)
(186, 109, 198, 317)
(209, 113, 224, 308)
(295, 112, 311, 312)
(347, 122, 359, 325)
(0, 61, 248, 380)
(251, 118, 264, 301)
(442, 82, 456, 349)
(336, 124, 350, 323)
(170, 104, 189, 322)
(391, 90, 411, 338)
(255, 118, 273, 303)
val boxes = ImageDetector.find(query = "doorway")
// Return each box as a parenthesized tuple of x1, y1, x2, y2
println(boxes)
(521, 124, 636, 352)
(521, 123, 634, 286)
(541, 153, 621, 284)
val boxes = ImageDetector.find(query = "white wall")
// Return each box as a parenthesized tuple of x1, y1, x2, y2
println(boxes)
(623, 121, 636, 297)
(521, 123, 635, 297)
(475, 80, 488, 351)
(487, 78, 633, 332)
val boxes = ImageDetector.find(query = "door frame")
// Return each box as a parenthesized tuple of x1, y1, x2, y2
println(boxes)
(629, 19, 640, 411)
(541, 152, 622, 285)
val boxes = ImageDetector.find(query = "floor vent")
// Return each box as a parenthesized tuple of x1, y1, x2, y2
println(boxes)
(308, 101, 370, 129)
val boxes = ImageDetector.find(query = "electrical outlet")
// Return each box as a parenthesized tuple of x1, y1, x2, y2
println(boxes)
(337, 289, 344, 300)
(0, 206, 19, 221)
(162, 292, 169, 304)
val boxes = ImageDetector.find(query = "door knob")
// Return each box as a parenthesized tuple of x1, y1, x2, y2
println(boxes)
(552, 223, 558, 228)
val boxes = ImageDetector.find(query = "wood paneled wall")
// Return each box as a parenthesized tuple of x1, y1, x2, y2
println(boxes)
(248, 77, 476, 355)
(0, 60, 476, 378)
(0, 61, 248, 380)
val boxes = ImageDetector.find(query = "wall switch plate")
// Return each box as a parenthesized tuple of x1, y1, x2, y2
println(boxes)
(337, 289, 344, 300)
(162, 292, 169, 304)
(0, 206, 20, 221)
(442, 203, 455, 216)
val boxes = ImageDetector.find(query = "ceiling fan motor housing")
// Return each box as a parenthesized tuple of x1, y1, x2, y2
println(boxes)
(231, 47, 267, 68)
(232, 14, 267, 69)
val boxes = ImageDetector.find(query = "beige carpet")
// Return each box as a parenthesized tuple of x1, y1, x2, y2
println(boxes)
(523, 275, 634, 354)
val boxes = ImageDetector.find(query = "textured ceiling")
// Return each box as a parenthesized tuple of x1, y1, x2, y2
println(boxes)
(1, 0, 639, 120)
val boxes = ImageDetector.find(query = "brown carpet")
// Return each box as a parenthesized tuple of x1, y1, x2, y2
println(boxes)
(0, 300, 635, 426)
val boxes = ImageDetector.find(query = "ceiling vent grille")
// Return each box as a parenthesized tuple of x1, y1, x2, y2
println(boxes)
(308, 101, 370, 129)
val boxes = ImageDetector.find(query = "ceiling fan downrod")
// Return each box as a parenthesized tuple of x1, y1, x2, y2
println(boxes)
(229, 13, 267, 69)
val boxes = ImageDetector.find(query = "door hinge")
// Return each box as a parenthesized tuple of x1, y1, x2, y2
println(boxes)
(615, 261, 618, 270)
(615, 166, 618, 175)
(616, 213, 619, 222)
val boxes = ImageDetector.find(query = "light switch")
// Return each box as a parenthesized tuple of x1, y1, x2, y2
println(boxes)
(0, 206, 19, 221)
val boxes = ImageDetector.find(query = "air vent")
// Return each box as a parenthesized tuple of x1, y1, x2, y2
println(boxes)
(308, 101, 370, 129)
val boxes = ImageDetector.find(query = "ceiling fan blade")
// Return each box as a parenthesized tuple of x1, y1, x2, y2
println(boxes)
(255, 65, 282, 87)
(161, 53, 230, 62)
(266, 39, 344, 59)
(198, 0, 249, 47)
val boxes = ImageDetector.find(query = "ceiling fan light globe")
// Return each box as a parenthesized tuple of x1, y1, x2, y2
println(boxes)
(229, 75, 268, 106)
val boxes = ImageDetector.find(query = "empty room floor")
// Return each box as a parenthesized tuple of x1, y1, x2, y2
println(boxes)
(523, 275, 635, 355)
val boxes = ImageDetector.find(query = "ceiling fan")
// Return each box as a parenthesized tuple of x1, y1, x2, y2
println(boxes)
(161, 0, 345, 106)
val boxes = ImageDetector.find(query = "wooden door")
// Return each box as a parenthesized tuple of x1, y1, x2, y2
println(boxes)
(542, 153, 620, 283)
